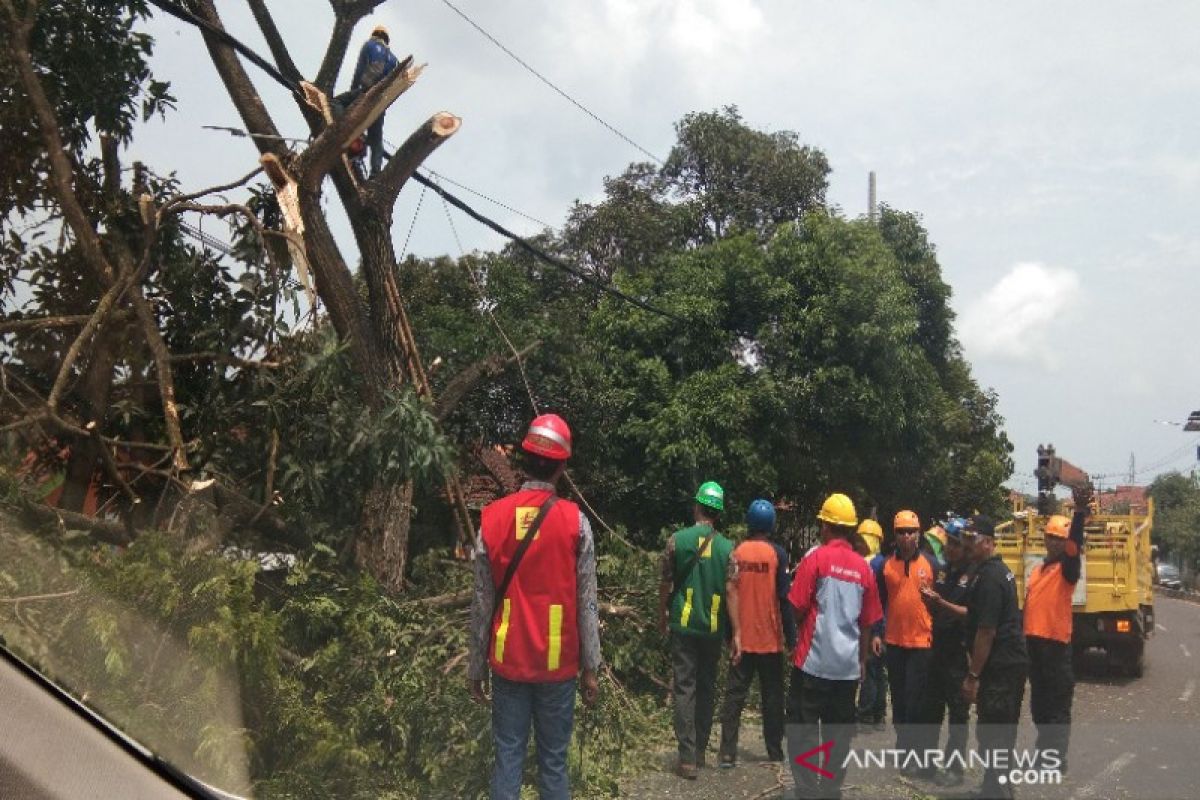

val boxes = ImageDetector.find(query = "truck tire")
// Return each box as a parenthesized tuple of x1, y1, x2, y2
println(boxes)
(1126, 642, 1145, 678)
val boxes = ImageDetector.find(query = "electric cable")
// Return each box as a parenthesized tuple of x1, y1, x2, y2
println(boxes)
(430, 0, 663, 165)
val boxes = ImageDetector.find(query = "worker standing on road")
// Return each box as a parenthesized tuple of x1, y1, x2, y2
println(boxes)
(786, 493, 883, 800)
(917, 517, 973, 787)
(658, 481, 734, 779)
(349, 24, 400, 176)
(855, 519, 888, 730)
(718, 499, 796, 767)
(961, 515, 1029, 800)
(876, 509, 939, 767)
(1024, 486, 1091, 774)
(467, 413, 602, 800)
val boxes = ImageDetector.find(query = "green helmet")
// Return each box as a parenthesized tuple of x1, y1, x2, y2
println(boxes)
(695, 481, 725, 512)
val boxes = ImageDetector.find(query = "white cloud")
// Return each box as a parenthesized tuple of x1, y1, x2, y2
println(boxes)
(959, 262, 1081, 368)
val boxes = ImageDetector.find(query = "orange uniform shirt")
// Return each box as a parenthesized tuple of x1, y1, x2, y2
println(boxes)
(730, 539, 784, 653)
(1024, 561, 1074, 643)
(881, 552, 936, 648)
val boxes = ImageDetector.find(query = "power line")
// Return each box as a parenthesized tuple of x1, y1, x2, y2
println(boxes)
(411, 170, 684, 322)
(431, 0, 663, 165)
(423, 167, 552, 229)
(147, 0, 299, 92)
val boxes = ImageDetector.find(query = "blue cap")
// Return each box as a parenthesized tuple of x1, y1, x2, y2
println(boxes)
(944, 517, 967, 541)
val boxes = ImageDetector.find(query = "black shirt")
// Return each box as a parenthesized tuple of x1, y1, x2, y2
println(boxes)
(932, 562, 973, 645)
(963, 555, 1028, 670)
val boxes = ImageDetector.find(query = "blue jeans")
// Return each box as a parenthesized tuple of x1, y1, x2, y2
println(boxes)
(491, 674, 576, 800)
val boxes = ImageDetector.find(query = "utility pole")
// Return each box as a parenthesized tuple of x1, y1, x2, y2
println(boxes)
(868, 171, 878, 224)
(1129, 452, 1136, 485)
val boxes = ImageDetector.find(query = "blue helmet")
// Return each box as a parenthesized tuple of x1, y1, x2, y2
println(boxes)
(746, 499, 776, 533)
(944, 517, 967, 541)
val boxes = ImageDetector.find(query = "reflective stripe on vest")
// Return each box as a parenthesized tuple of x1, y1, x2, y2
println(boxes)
(548, 605, 563, 670)
(681, 588, 694, 628)
(494, 598, 511, 663)
(709, 594, 721, 634)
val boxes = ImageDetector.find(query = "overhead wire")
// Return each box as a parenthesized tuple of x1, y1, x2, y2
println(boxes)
(421, 167, 552, 229)
(410, 170, 684, 322)
(430, 0, 663, 165)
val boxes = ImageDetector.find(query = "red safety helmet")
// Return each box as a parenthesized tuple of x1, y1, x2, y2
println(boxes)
(521, 413, 572, 460)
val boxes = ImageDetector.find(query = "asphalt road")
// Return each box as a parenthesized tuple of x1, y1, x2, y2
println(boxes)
(622, 594, 1200, 800)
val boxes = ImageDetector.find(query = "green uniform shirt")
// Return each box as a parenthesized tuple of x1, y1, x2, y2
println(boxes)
(668, 524, 733, 638)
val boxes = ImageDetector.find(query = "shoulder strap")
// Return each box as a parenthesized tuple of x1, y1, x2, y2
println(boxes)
(672, 526, 717, 595)
(490, 495, 559, 623)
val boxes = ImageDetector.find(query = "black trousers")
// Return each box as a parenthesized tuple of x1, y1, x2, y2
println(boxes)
(885, 645, 932, 753)
(1027, 636, 1074, 773)
(671, 633, 722, 764)
(719, 651, 785, 761)
(786, 668, 857, 800)
(977, 662, 1028, 799)
(918, 639, 969, 773)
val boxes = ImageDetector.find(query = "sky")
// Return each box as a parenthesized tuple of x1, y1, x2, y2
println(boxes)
(132, 0, 1200, 492)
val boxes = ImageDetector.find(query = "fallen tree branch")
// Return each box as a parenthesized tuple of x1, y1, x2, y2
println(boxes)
(434, 340, 540, 422)
(0, 590, 80, 604)
(9, 501, 133, 546)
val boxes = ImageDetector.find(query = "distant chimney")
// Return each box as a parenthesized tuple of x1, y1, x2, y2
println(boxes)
(868, 171, 877, 224)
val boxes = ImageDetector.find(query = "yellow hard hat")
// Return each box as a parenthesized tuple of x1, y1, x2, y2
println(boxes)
(1044, 515, 1070, 539)
(817, 493, 858, 528)
(857, 519, 883, 555)
(372, 24, 389, 39)
(926, 525, 947, 546)
(857, 519, 883, 539)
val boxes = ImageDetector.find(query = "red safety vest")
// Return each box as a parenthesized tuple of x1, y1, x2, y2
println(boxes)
(1025, 561, 1074, 643)
(482, 489, 581, 682)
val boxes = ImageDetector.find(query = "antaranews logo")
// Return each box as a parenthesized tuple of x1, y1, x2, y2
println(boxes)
(794, 741, 1064, 787)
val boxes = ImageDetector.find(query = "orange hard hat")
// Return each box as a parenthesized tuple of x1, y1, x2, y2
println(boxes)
(521, 413, 572, 460)
(1044, 515, 1070, 539)
(894, 509, 920, 531)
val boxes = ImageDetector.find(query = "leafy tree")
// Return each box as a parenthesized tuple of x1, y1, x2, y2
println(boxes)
(1148, 471, 1200, 569)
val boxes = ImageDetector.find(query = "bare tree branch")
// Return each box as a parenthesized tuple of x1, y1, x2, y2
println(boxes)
(128, 288, 189, 471)
(245, 0, 304, 85)
(369, 112, 461, 209)
(192, 0, 289, 160)
(164, 166, 264, 209)
(0, 313, 131, 335)
(434, 341, 540, 422)
(45, 278, 133, 410)
(314, 0, 385, 94)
